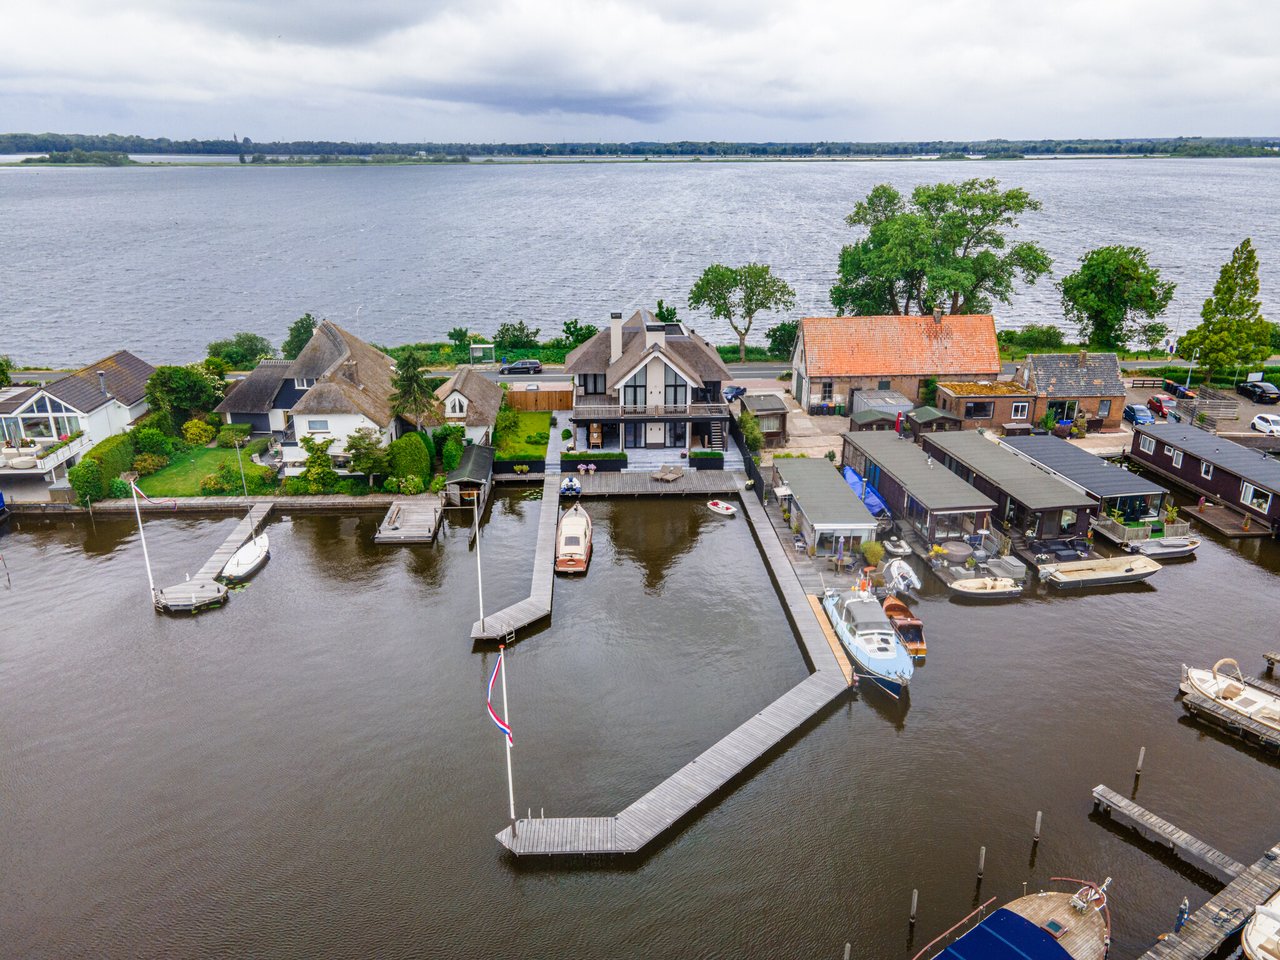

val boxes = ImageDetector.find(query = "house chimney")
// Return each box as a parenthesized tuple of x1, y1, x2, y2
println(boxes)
(1077, 349, 1087, 367)
(932, 308, 942, 324)
(609, 311, 624, 363)
(97, 371, 108, 396)
(342, 359, 359, 385)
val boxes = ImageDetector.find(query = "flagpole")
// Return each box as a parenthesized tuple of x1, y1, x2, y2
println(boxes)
(500, 644, 515, 824)
(131, 482, 156, 601)
(475, 501, 485, 631)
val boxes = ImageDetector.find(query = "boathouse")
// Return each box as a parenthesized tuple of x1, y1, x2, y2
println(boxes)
(1129, 422, 1280, 534)
(740, 393, 789, 447)
(771, 458, 878, 554)
(1001, 434, 1173, 542)
(445, 444, 494, 508)
(842, 432, 995, 542)
(920, 431, 1096, 538)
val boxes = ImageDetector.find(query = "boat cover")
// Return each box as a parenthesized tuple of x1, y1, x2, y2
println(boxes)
(936, 908, 1072, 960)
(842, 466, 890, 517)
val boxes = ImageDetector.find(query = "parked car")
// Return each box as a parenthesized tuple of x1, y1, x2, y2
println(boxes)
(1250, 413, 1280, 436)
(499, 359, 543, 375)
(1147, 394, 1180, 420)
(1123, 403, 1156, 426)
(1237, 380, 1280, 404)
(1164, 379, 1197, 400)
(722, 385, 747, 403)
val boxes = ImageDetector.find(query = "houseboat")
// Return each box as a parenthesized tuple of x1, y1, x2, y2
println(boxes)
(772, 458, 879, 556)
(554, 503, 592, 574)
(918, 878, 1111, 960)
(821, 585, 914, 697)
(1002, 434, 1198, 558)
(1129, 422, 1280, 537)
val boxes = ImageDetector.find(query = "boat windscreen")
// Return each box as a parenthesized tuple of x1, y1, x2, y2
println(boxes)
(563, 536, 581, 547)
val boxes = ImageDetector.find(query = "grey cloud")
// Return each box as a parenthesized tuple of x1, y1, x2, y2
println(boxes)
(154, 0, 462, 45)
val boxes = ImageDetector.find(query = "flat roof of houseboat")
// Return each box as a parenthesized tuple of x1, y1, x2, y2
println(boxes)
(1002, 434, 1166, 500)
(844, 432, 995, 513)
(924, 431, 1096, 511)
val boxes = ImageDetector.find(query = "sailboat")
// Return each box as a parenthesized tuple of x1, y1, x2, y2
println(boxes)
(220, 533, 269, 583)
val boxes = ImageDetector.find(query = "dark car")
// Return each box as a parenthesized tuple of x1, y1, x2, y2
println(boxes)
(1237, 380, 1280, 404)
(499, 359, 543, 375)
(722, 385, 746, 403)
(1123, 403, 1156, 426)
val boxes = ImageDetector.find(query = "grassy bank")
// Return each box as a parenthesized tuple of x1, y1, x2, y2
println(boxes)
(137, 446, 257, 498)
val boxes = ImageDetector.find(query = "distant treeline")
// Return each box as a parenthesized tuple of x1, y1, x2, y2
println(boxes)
(3, 133, 1278, 159)
(18, 149, 134, 166)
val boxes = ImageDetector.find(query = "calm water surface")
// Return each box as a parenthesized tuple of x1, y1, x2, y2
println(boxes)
(2, 490, 1279, 958)
(3, 159, 1279, 365)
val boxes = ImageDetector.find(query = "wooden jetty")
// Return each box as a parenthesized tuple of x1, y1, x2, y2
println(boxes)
(1091, 785, 1246, 883)
(574, 470, 740, 497)
(154, 503, 274, 613)
(373, 495, 444, 544)
(494, 486, 854, 856)
(470, 474, 559, 642)
(1180, 672, 1280, 755)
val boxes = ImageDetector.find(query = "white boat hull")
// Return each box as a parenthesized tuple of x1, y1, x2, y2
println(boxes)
(220, 534, 269, 583)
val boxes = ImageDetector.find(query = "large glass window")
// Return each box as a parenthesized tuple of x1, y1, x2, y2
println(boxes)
(578, 374, 606, 395)
(665, 421, 687, 447)
(664, 366, 687, 408)
(622, 368, 646, 409)
(1242, 483, 1273, 513)
(963, 401, 994, 420)
(821, 381, 833, 403)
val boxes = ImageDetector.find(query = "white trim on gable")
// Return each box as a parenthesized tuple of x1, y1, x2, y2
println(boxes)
(613, 349, 696, 392)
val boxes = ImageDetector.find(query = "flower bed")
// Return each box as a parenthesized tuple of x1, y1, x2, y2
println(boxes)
(689, 450, 724, 470)
(492, 459, 545, 475)
(561, 453, 626, 472)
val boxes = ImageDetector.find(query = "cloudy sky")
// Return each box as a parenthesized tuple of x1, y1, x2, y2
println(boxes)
(3, 0, 1278, 142)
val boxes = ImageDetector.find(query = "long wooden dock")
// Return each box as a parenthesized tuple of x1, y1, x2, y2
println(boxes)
(574, 470, 740, 497)
(373, 495, 444, 544)
(494, 483, 855, 856)
(471, 474, 559, 641)
(1091, 785, 1246, 883)
(1180, 672, 1280, 755)
(154, 503, 274, 613)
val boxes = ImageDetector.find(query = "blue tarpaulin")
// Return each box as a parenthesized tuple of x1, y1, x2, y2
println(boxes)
(842, 466, 890, 517)
(936, 908, 1073, 960)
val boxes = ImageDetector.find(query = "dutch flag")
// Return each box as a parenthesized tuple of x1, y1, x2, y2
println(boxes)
(486, 652, 513, 746)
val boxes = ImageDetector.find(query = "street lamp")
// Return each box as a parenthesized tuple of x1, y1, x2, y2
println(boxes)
(1184, 349, 1199, 391)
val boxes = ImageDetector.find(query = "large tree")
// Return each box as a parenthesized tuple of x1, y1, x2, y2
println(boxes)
(0, 354, 12, 388)
(344, 426, 388, 487)
(389, 347, 443, 431)
(145, 364, 224, 422)
(1058, 246, 1175, 349)
(830, 178, 1051, 316)
(1178, 238, 1269, 382)
(689, 263, 796, 362)
(206, 331, 275, 369)
(282, 313, 317, 360)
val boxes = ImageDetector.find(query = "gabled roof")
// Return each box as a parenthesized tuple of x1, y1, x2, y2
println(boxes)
(797, 315, 998, 378)
(850, 408, 898, 426)
(1018, 353, 1124, 398)
(215, 359, 292, 415)
(0, 385, 38, 415)
(908, 405, 961, 425)
(565, 313, 732, 386)
(604, 336, 704, 391)
(288, 321, 397, 426)
(42, 351, 155, 413)
(447, 444, 495, 484)
(436, 367, 504, 427)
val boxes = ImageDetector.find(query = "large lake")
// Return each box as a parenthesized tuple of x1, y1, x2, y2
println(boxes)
(3, 158, 1279, 366)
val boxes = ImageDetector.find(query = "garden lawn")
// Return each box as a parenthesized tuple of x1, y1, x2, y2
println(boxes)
(136, 446, 256, 498)
(493, 411, 551, 460)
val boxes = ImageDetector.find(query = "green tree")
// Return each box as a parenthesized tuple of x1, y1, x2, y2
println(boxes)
(561, 318, 599, 347)
(0, 354, 12, 388)
(1137, 321, 1171, 355)
(655, 299, 679, 324)
(1178, 238, 1270, 382)
(737, 409, 765, 452)
(389, 347, 443, 431)
(282, 313, 317, 359)
(388, 432, 431, 482)
(206, 331, 275, 369)
(447, 326, 471, 351)
(689, 263, 796, 362)
(344, 426, 388, 487)
(1058, 246, 1175, 349)
(764, 320, 799, 359)
(298, 435, 339, 493)
(145, 365, 223, 423)
(830, 178, 1051, 316)
(493, 320, 541, 351)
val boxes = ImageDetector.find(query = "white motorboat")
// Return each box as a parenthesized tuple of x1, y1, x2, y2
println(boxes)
(555, 503, 592, 574)
(1039, 555, 1161, 589)
(948, 576, 1023, 600)
(707, 499, 737, 516)
(883, 557, 921, 595)
(560, 476, 581, 497)
(1243, 888, 1280, 960)
(883, 536, 912, 556)
(1125, 536, 1200, 560)
(1181, 659, 1280, 736)
(822, 585, 913, 697)
(219, 533, 269, 583)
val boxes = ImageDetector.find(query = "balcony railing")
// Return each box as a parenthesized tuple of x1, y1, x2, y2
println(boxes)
(34, 434, 91, 471)
(1092, 515, 1192, 543)
(573, 402, 729, 420)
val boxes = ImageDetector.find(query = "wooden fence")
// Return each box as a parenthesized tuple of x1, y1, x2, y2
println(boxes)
(504, 385, 574, 412)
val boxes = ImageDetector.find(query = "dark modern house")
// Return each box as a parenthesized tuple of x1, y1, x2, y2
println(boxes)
(1130, 422, 1280, 534)
(843, 432, 995, 543)
(921, 431, 1097, 539)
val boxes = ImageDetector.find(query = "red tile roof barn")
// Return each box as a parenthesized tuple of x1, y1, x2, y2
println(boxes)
(798, 315, 998, 378)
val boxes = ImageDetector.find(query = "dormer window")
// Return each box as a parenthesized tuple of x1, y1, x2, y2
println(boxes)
(294, 378, 316, 389)
(448, 396, 466, 415)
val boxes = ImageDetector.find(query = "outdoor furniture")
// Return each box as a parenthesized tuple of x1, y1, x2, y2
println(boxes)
(10, 456, 38, 469)
(941, 541, 973, 563)
(588, 424, 603, 449)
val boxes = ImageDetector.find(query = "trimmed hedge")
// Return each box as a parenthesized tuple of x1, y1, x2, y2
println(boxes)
(689, 450, 723, 458)
(86, 431, 136, 481)
(389, 432, 431, 481)
(493, 459, 545, 475)
(67, 458, 104, 504)
(561, 453, 626, 472)
(216, 423, 253, 448)
(441, 438, 464, 473)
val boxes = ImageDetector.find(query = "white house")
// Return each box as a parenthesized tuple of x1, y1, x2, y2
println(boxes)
(434, 367, 503, 445)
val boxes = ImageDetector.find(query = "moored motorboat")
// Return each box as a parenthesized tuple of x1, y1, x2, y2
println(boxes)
(1039, 555, 1161, 590)
(560, 476, 582, 497)
(947, 576, 1023, 600)
(707, 499, 737, 516)
(822, 584, 913, 697)
(554, 503, 592, 574)
(883, 594, 926, 659)
(219, 533, 269, 583)
(1180, 658, 1280, 736)
(883, 557, 921, 595)
(1125, 535, 1200, 560)
(1242, 888, 1280, 960)
(918, 878, 1111, 960)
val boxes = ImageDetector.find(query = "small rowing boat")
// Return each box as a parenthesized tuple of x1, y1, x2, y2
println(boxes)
(883, 594, 926, 659)
(554, 503, 592, 574)
(219, 533, 269, 583)
(883, 536, 912, 556)
(1038, 555, 1161, 589)
(948, 576, 1022, 600)
(707, 500, 737, 516)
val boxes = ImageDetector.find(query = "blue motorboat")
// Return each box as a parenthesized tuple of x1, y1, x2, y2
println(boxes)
(822, 585, 914, 697)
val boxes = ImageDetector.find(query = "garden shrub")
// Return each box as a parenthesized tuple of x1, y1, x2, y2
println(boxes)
(738, 410, 765, 452)
(398, 474, 425, 495)
(561, 428, 572, 441)
(108, 477, 131, 499)
(245, 437, 270, 457)
(429, 474, 446, 494)
(204, 412, 223, 428)
(416, 429, 436, 466)
(183, 419, 217, 446)
(85, 432, 136, 481)
(198, 460, 276, 495)
(67, 458, 104, 504)
(389, 433, 431, 481)
(134, 408, 175, 437)
(861, 541, 885, 566)
(336, 478, 371, 496)
(216, 423, 253, 448)
(524, 431, 550, 446)
(132, 453, 170, 476)
(281, 476, 309, 496)
(133, 427, 172, 457)
(431, 424, 465, 452)
(441, 438, 464, 473)
(494, 406, 520, 436)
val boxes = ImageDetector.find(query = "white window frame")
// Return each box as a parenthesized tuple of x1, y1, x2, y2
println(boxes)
(1241, 483, 1273, 513)
(306, 419, 329, 432)
(294, 377, 316, 389)
(1139, 435, 1155, 454)
(1098, 399, 1112, 418)
(820, 380, 834, 403)
(1011, 402, 1029, 420)
(1171, 451, 1183, 468)
(448, 396, 466, 415)
(1201, 461, 1214, 480)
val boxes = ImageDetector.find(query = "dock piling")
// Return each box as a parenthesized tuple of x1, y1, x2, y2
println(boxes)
(910, 888, 918, 925)
(1136, 745, 1146, 775)
(1033, 810, 1042, 842)
(977, 846, 986, 879)
(843, 943, 851, 960)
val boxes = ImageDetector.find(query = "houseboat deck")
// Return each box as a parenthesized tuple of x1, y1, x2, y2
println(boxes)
(574, 470, 740, 497)
(154, 503, 274, 613)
